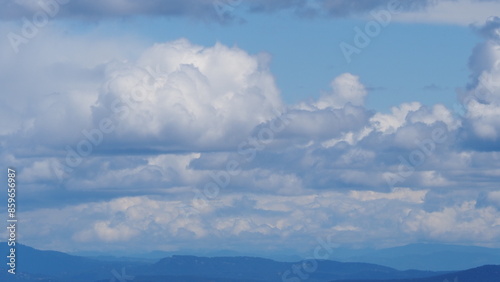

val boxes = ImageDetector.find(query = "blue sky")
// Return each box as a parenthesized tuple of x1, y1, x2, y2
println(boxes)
(1, 0, 500, 256)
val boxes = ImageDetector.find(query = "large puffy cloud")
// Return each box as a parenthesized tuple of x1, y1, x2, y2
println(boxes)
(91, 39, 283, 151)
(276, 73, 371, 145)
(3, 36, 283, 155)
(3, 37, 289, 209)
(460, 17, 500, 147)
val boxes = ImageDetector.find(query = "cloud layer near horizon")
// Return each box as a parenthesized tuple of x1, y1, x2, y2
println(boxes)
(2, 9, 500, 255)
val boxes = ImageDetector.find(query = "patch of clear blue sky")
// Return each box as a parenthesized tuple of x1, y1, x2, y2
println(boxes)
(62, 7, 480, 113)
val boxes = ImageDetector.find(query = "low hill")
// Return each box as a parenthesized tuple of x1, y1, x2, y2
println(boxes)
(333, 265, 500, 282)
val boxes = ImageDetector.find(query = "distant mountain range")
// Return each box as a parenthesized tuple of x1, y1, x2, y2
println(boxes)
(0, 243, 499, 282)
(328, 243, 500, 271)
(72, 243, 500, 271)
(334, 265, 500, 282)
(0, 243, 146, 281)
